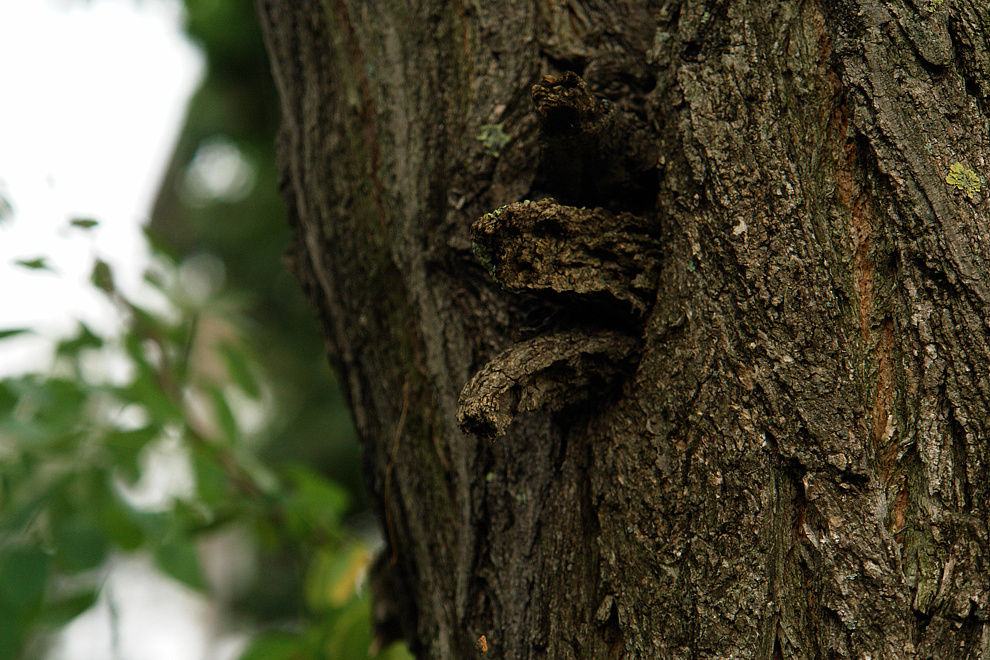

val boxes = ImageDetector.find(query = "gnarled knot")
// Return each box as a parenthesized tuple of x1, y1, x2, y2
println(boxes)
(459, 196, 659, 440)
(456, 329, 641, 441)
(472, 198, 660, 317)
(458, 72, 660, 440)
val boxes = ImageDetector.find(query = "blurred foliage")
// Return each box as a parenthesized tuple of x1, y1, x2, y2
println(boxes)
(0, 0, 403, 655)
(151, 0, 364, 501)
(0, 220, 409, 659)
(149, 0, 378, 641)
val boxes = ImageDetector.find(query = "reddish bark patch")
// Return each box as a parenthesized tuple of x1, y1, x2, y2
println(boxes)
(891, 483, 909, 542)
(830, 90, 897, 479)
(874, 319, 897, 477)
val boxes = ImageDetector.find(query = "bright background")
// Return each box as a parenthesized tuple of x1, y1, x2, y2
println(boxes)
(0, 0, 203, 373)
(0, 1, 237, 658)
(0, 1, 385, 658)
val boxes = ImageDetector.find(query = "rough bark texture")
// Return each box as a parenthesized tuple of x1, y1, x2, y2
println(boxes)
(257, 0, 990, 657)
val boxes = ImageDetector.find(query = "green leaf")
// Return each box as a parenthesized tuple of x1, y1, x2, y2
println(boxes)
(55, 322, 103, 357)
(14, 257, 55, 272)
(305, 543, 370, 612)
(90, 259, 115, 294)
(0, 328, 31, 341)
(0, 610, 25, 660)
(154, 538, 208, 592)
(128, 303, 171, 342)
(53, 514, 109, 572)
(239, 632, 308, 660)
(220, 342, 261, 398)
(0, 381, 16, 414)
(28, 377, 89, 443)
(0, 546, 51, 611)
(0, 478, 60, 536)
(231, 449, 280, 497)
(324, 593, 374, 658)
(286, 466, 349, 514)
(104, 425, 160, 484)
(7, 377, 89, 448)
(142, 268, 167, 290)
(40, 588, 99, 628)
(98, 498, 150, 552)
(283, 466, 349, 539)
(113, 376, 181, 425)
(69, 217, 99, 230)
(209, 385, 240, 443)
(191, 443, 231, 506)
(377, 642, 416, 660)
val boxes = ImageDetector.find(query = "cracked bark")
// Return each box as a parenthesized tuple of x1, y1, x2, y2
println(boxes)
(257, 0, 990, 657)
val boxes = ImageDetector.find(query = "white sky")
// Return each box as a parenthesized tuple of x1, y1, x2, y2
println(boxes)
(0, 0, 204, 373)
(0, 2, 252, 658)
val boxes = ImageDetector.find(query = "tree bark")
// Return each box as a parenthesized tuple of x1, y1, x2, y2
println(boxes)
(257, 0, 990, 657)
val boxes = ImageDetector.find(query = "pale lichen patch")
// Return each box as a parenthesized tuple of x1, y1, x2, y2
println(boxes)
(475, 123, 511, 157)
(945, 162, 981, 199)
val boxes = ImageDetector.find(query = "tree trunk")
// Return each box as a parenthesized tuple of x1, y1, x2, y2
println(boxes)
(256, 0, 990, 657)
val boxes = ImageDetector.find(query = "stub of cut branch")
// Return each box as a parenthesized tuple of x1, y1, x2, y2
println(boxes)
(457, 329, 640, 440)
(472, 198, 660, 316)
